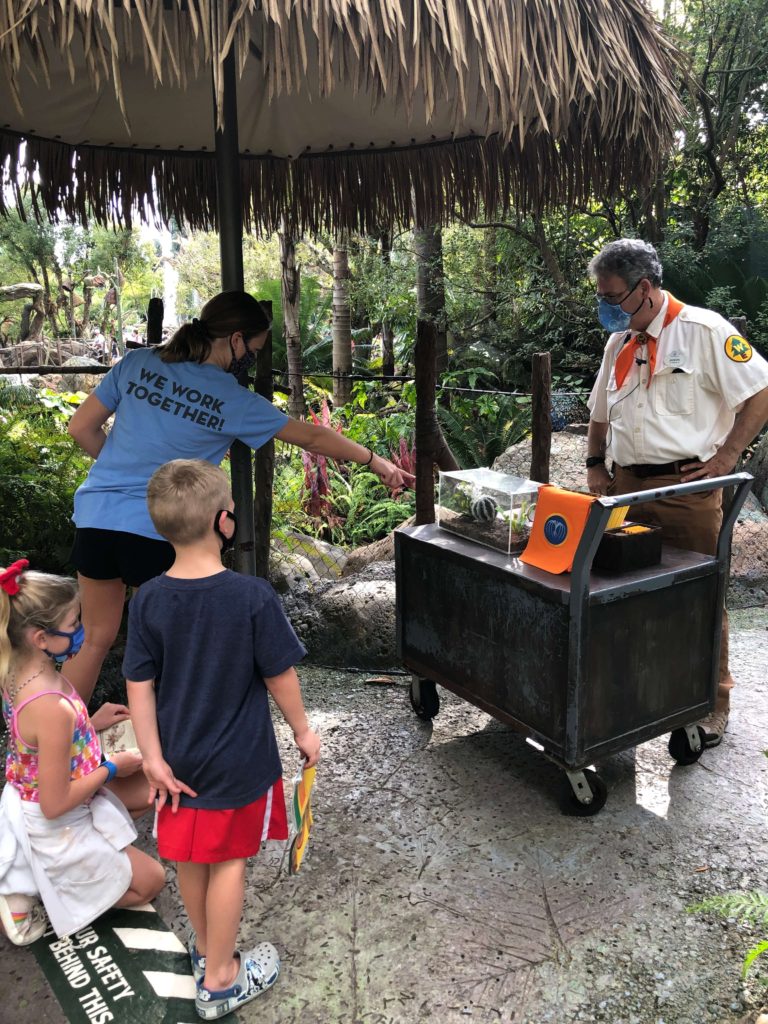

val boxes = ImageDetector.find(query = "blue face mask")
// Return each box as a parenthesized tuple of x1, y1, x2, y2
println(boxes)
(597, 283, 645, 333)
(597, 297, 633, 333)
(43, 623, 85, 664)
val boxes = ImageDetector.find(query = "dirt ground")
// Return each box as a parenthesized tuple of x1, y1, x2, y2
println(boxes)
(2, 609, 767, 1024)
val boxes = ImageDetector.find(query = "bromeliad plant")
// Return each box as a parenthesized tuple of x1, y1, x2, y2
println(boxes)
(300, 399, 344, 529)
(388, 437, 416, 492)
(297, 398, 415, 544)
(270, 397, 416, 547)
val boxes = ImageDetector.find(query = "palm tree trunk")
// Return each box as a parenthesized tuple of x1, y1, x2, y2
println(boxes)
(332, 243, 352, 407)
(413, 222, 459, 524)
(81, 280, 94, 335)
(279, 224, 306, 418)
(380, 230, 396, 377)
(28, 294, 46, 342)
(482, 227, 499, 322)
(414, 224, 448, 373)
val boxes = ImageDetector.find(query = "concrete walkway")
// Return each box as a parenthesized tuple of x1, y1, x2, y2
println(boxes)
(3, 609, 767, 1024)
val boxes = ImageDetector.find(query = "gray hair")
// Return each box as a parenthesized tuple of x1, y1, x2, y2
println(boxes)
(588, 239, 663, 287)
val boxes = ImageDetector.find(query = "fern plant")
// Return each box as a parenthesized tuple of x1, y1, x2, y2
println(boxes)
(437, 395, 531, 469)
(689, 889, 768, 983)
(330, 468, 415, 546)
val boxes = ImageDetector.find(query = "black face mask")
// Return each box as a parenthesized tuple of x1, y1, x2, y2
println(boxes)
(227, 335, 257, 376)
(213, 509, 237, 552)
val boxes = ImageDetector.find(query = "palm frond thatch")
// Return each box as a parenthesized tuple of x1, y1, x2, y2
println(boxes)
(0, 0, 686, 234)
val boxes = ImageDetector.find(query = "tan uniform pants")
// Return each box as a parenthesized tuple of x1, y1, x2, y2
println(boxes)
(609, 465, 733, 712)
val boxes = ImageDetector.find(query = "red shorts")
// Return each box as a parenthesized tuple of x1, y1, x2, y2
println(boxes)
(157, 779, 288, 864)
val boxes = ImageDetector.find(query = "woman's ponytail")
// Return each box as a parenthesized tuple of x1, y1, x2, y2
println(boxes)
(160, 318, 214, 364)
(160, 291, 270, 365)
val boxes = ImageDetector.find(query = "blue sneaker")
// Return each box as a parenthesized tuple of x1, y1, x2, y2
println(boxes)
(195, 944, 280, 1019)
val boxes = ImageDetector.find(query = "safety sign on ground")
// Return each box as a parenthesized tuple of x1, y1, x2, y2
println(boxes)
(30, 904, 239, 1024)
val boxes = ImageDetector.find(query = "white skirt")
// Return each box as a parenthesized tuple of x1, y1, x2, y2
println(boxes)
(16, 789, 136, 937)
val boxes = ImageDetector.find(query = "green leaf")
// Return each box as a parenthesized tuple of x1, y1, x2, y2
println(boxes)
(741, 940, 768, 979)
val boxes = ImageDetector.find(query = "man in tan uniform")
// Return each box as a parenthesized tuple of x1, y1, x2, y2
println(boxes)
(586, 238, 768, 746)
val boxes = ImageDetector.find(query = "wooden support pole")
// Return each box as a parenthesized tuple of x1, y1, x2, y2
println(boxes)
(530, 352, 552, 484)
(253, 301, 274, 579)
(214, 45, 255, 576)
(414, 318, 437, 524)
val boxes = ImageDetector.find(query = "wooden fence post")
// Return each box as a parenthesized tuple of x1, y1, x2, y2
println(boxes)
(147, 297, 164, 346)
(530, 352, 552, 483)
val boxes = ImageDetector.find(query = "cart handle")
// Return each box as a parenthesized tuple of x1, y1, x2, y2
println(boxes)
(595, 472, 753, 510)
(571, 471, 753, 586)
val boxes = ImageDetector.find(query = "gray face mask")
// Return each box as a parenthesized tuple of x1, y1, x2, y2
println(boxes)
(227, 336, 257, 376)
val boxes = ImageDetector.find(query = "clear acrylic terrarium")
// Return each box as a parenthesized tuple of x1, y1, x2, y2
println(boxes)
(438, 468, 542, 556)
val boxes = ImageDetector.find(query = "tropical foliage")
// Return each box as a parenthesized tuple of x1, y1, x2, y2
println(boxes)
(0, 381, 88, 571)
(0, 204, 159, 342)
(0, 0, 766, 558)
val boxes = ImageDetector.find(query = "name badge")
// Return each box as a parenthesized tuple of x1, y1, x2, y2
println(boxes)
(665, 350, 684, 368)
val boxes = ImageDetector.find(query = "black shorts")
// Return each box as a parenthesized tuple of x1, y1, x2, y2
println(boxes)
(70, 528, 175, 587)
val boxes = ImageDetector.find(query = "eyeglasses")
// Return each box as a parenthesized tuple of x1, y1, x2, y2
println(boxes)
(596, 281, 640, 306)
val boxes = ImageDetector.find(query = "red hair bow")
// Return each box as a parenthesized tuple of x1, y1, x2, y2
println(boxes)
(0, 559, 29, 596)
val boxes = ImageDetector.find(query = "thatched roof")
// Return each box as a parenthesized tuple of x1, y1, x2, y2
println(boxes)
(0, 1, 685, 234)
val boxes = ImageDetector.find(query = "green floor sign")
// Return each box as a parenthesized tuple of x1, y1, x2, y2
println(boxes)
(31, 905, 238, 1024)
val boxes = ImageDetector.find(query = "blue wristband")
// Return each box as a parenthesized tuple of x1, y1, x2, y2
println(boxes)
(102, 759, 117, 783)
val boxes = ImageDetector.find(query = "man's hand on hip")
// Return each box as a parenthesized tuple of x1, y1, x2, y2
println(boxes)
(680, 449, 737, 482)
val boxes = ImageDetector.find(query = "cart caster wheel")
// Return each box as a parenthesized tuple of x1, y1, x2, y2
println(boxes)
(409, 677, 439, 721)
(561, 769, 608, 817)
(668, 725, 706, 765)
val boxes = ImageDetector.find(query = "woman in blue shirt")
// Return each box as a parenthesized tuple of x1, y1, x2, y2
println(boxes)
(66, 290, 413, 712)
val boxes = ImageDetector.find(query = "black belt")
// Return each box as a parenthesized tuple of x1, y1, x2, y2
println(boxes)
(617, 460, 694, 478)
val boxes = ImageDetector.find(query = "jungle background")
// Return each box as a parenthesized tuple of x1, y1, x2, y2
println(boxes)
(1, 0, 767, 576)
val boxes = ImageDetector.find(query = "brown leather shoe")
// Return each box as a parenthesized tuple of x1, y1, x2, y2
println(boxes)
(698, 707, 729, 747)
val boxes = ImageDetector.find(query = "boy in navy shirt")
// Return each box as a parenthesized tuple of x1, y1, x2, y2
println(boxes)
(125, 459, 320, 1020)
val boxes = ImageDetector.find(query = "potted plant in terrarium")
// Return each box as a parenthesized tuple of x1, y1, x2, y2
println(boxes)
(502, 498, 536, 555)
(437, 469, 539, 555)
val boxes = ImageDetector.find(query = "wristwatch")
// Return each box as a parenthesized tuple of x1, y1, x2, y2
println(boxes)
(585, 456, 606, 468)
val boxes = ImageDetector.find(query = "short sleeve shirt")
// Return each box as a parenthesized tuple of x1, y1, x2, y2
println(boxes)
(74, 349, 289, 540)
(588, 294, 768, 465)
(122, 570, 307, 809)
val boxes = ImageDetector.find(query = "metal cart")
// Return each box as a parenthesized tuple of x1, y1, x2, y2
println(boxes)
(395, 473, 753, 815)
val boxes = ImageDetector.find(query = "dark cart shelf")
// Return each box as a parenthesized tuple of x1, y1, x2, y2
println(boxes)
(395, 473, 753, 815)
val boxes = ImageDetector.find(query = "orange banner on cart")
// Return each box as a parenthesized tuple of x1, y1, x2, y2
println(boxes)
(519, 486, 596, 574)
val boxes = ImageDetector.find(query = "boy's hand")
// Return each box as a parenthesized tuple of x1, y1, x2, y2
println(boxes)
(143, 756, 198, 812)
(90, 702, 131, 732)
(294, 728, 321, 767)
(112, 750, 143, 776)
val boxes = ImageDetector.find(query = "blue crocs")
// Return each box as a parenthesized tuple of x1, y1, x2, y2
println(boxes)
(194, 944, 280, 1020)
(188, 933, 206, 985)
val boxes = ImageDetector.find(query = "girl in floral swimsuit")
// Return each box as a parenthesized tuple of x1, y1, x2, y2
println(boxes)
(0, 560, 164, 943)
